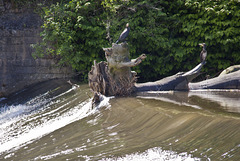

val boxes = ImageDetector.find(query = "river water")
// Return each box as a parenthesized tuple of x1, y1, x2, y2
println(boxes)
(0, 80, 240, 161)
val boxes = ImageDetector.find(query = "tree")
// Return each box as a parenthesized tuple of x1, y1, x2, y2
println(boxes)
(33, 0, 240, 82)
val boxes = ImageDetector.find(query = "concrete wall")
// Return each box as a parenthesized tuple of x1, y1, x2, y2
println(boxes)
(0, 1, 74, 97)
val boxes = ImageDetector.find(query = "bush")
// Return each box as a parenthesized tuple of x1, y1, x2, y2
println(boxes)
(33, 0, 240, 82)
(33, 0, 109, 80)
(175, 0, 240, 78)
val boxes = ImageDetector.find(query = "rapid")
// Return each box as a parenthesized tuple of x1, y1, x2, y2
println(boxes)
(0, 80, 240, 160)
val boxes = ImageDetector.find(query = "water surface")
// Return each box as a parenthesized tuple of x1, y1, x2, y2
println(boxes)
(0, 80, 240, 160)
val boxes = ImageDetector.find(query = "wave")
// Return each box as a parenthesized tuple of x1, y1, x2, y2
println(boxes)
(100, 147, 201, 161)
(0, 87, 111, 154)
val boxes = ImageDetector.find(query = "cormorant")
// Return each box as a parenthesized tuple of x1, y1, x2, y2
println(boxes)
(115, 23, 130, 44)
(199, 43, 207, 63)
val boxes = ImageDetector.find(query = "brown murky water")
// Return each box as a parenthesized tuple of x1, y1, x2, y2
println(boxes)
(0, 81, 240, 160)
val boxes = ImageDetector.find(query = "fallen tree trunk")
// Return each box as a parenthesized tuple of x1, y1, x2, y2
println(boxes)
(88, 42, 240, 100)
(218, 65, 240, 77)
(135, 62, 205, 92)
(135, 63, 240, 91)
(189, 70, 240, 90)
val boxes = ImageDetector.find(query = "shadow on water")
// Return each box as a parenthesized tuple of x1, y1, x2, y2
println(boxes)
(0, 81, 240, 160)
(0, 79, 73, 106)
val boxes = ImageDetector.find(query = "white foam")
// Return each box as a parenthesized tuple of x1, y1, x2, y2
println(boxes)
(0, 92, 111, 154)
(101, 147, 201, 161)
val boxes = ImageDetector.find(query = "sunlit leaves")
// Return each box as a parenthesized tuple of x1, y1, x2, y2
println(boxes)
(32, 0, 240, 82)
(33, 0, 108, 81)
(175, 0, 240, 78)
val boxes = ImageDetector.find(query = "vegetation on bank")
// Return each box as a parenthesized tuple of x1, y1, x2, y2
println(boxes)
(30, 0, 240, 82)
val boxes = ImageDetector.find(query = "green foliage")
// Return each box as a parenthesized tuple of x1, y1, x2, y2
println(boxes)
(34, 0, 109, 80)
(33, 0, 240, 82)
(175, 0, 240, 77)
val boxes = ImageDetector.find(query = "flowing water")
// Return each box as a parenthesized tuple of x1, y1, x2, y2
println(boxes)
(0, 80, 240, 161)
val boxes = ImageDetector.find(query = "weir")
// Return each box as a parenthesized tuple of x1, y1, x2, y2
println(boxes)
(0, 81, 240, 160)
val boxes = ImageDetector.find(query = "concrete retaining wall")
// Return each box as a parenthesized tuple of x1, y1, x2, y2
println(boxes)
(0, 1, 74, 97)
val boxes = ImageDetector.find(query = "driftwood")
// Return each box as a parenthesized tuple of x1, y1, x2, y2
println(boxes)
(218, 65, 240, 77)
(136, 63, 240, 91)
(135, 62, 205, 92)
(88, 42, 240, 101)
(189, 70, 240, 90)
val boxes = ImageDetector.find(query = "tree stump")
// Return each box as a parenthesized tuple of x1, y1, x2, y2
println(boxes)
(88, 42, 146, 97)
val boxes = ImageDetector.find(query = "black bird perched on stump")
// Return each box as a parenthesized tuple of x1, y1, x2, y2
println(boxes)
(199, 43, 207, 63)
(115, 23, 130, 44)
